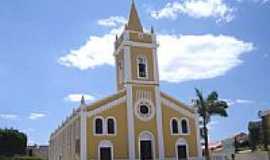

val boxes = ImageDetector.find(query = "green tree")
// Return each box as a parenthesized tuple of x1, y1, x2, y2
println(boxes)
(193, 88, 229, 160)
(0, 128, 27, 156)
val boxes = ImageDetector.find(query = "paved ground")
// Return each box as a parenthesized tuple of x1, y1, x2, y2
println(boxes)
(235, 151, 269, 160)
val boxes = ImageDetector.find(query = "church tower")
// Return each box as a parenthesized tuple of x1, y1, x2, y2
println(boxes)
(114, 0, 159, 90)
(114, 1, 164, 159)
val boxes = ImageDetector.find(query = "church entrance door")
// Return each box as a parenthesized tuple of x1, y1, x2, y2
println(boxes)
(177, 145, 187, 160)
(140, 140, 153, 160)
(100, 147, 112, 160)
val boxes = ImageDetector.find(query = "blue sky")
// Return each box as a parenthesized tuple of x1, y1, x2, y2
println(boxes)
(0, 0, 269, 145)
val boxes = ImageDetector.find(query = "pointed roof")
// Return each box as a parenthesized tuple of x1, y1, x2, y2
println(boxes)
(80, 95, 86, 105)
(126, 0, 143, 32)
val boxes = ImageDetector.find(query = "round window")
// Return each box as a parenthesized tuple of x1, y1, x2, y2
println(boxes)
(135, 100, 155, 121)
(140, 105, 149, 114)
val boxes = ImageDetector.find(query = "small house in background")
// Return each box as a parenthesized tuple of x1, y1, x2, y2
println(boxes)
(249, 109, 270, 150)
(27, 145, 48, 160)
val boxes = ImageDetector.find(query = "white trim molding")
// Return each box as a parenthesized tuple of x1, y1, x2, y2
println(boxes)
(124, 46, 131, 82)
(155, 87, 165, 159)
(87, 96, 126, 117)
(114, 41, 158, 56)
(126, 85, 135, 159)
(50, 114, 79, 139)
(98, 140, 114, 160)
(162, 97, 195, 119)
(152, 48, 159, 83)
(80, 105, 87, 160)
(126, 80, 159, 85)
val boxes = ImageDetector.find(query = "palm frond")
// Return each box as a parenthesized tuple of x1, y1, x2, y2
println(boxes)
(207, 91, 218, 102)
(208, 101, 229, 117)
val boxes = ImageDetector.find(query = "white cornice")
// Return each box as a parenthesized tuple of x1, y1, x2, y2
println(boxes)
(114, 40, 158, 56)
(125, 80, 159, 85)
(161, 98, 195, 119)
(50, 114, 79, 140)
(87, 96, 126, 117)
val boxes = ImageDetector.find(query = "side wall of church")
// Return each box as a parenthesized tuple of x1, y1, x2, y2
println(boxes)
(86, 103, 129, 159)
(49, 116, 81, 160)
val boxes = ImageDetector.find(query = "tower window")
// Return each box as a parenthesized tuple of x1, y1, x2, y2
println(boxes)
(137, 56, 147, 78)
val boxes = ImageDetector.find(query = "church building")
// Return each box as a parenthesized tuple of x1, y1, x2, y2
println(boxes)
(49, 1, 202, 160)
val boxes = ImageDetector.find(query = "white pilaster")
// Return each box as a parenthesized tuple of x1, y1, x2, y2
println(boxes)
(124, 46, 131, 82)
(80, 106, 87, 160)
(155, 86, 165, 159)
(152, 48, 159, 82)
(126, 85, 135, 159)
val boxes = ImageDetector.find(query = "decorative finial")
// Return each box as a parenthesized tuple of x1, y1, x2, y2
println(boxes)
(80, 95, 86, 105)
(151, 26, 154, 34)
(116, 34, 118, 40)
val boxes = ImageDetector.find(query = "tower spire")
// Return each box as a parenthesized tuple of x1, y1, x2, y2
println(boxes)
(80, 95, 86, 106)
(126, 0, 143, 32)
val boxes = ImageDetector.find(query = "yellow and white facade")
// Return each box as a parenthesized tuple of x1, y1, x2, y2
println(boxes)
(49, 1, 202, 160)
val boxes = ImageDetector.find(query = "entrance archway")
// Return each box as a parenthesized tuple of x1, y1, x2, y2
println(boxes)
(139, 131, 155, 160)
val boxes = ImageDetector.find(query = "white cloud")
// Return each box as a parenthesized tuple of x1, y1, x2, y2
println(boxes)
(151, 0, 235, 23)
(97, 16, 127, 27)
(158, 34, 253, 82)
(29, 112, 46, 120)
(58, 27, 123, 70)
(222, 98, 255, 106)
(64, 94, 96, 102)
(0, 114, 18, 120)
(235, 99, 255, 104)
(58, 18, 254, 83)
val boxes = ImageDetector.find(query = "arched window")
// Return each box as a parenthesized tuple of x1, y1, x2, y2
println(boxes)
(95, 118, 103, 134)
(107, 118, 115, 134)
(137, 56, 147, 78)
(171, 118, 179, 134)
(181, 119, 189, 134)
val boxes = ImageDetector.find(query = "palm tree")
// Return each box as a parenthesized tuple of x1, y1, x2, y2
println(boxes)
(193, 88, 229, 160)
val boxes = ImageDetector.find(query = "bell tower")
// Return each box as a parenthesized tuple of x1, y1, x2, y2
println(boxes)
(113, 1, 164, 159)
(114, 0, 159, 91)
